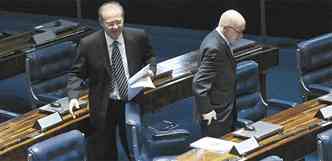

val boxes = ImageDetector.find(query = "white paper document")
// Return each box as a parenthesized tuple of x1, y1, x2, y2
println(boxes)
(129, 64, 152, 86)
(126, 64, 155, 100)
(130, 76, 155, 89)
(190, 137, 236, 154)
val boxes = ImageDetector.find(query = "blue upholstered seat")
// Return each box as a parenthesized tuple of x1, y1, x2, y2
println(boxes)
(125, 97, 198, 161)
(260, 155, 284, 161)
(297, 33, 332, 100)
(25, 41, 77, 107)
(235, 61, 296, 126)
(316, 128, 332, 161)
(27, 130, 86, 161)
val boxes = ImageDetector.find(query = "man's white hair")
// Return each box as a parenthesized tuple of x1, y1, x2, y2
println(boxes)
(218, 9, 246, 29)
(98, 1, 124, 19)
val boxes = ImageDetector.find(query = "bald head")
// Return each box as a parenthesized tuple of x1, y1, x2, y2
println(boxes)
(218, 9, 246, 43)
(219, 9, 246, 30)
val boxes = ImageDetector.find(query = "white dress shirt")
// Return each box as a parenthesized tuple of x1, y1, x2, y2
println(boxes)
(216, 27, 233, 55)
(104, 32, 130, 100)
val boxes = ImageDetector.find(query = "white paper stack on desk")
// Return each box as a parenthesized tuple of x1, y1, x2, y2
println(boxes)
(232, 121, 283, 141)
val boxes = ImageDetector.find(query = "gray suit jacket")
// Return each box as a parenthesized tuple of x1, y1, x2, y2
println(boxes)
(67, 27, 156, 130)
(192, 30, 236, 122)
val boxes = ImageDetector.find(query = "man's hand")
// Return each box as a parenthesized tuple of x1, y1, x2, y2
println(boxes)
(69, 99, 80, 119)
(202, 110, 217, 126)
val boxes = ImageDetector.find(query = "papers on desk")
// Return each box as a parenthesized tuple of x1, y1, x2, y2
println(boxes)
(232, 121, 283, 141)
(190, 137, 236, 154)
(318, 93, 332, 103)
(190, 137, 261, 156)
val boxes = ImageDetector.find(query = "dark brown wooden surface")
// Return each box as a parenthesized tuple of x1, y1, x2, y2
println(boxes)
(177, 99, 332, 161)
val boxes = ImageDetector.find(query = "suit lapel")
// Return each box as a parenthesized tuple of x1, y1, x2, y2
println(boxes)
(123, 28, 135, 76)
(97, 31, 112, 78)
(213, 30, 236, 68)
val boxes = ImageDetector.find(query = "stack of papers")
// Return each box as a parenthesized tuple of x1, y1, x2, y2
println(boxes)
(318, 93, 332, 103)
(232, 121, 283, 140)
(128, 64, 155, 89)
(190, 137, 236, 154)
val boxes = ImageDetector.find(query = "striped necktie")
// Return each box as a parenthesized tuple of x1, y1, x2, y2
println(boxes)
(111, 41, 128, 100)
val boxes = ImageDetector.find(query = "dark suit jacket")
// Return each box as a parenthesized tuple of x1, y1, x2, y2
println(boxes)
(67, 27, 156, 130)
(192, 30, 236, 123)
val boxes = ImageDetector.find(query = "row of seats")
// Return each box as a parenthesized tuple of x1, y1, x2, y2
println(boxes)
(29, 127, 332, 161)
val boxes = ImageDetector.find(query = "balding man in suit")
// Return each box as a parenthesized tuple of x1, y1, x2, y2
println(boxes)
(193, 9, 246, 137)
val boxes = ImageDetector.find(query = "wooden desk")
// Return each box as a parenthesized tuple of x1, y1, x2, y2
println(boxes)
(177, 99, 332, 161)
(0, 24, 93, 79)
(0, 96, 90, 161)
(143, 44, 278, 111)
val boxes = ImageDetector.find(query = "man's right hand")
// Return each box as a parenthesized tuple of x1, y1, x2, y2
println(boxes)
(69, 99, 80, 119)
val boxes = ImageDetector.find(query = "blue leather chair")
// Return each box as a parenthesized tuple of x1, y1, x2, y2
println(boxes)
(235, 61, 296, 126)
(316, 128, 332, 161)
(25, 41, 78, 107)
(0, 93, 30, 123)
(125, 98, 198, 161)
(27, 130, 86, 161)
(260, 155, 283, 161)
(297, 33, 332, 100)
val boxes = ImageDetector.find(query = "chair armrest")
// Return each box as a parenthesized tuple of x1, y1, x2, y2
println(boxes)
(150, 129, 190, 141)
(266, 98, 297, 110)
(125, 102, 141, 126)
(0, 109, 20, 118)
(308, 84, 331, 96)
(125, 102, 143, 161)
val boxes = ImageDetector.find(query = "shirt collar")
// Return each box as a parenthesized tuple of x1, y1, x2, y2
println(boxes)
(104, 32, 125, 46)
(216, 27, 230, 46)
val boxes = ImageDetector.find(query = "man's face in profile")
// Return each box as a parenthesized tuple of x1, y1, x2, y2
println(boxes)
(100, 8, 124, 40)
(224, 25, 245, 44)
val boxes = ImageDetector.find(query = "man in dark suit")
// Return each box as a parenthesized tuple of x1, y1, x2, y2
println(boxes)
(192, 9, 246, 137)
(67, 1, 156, 161)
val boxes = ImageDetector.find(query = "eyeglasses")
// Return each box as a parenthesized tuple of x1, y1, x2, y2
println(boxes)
(101, 19, 123, 28)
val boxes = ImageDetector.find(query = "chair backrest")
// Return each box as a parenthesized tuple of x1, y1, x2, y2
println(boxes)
(126, 97, 198, 161)
(297, 33, 332, 97)
(236, 60, 267, 122)
(260, 155, 283, 161)
(26, 41, 77, 105)
(317, 128, 332, 161)
(27, 130, 86, 161)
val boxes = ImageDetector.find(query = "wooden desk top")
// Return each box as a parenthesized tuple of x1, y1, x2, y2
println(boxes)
(0, 96, 89, 161)
(177, 99, 332, 161)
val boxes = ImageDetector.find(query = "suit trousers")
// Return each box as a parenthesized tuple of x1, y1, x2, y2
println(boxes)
(200, 108, 234, 138)
(87, 99, 129, 161)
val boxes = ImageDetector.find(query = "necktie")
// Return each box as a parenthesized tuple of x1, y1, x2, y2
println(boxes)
(111, 41, 128, 99)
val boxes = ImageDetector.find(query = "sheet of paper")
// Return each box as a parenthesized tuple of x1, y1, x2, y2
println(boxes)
(190, 137, 236, 154)
(130, 76, 155, 89)
(128, 64, 150, 85)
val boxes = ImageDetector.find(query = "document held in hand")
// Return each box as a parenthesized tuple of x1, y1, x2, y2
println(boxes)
(127, 64, 155, 101)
